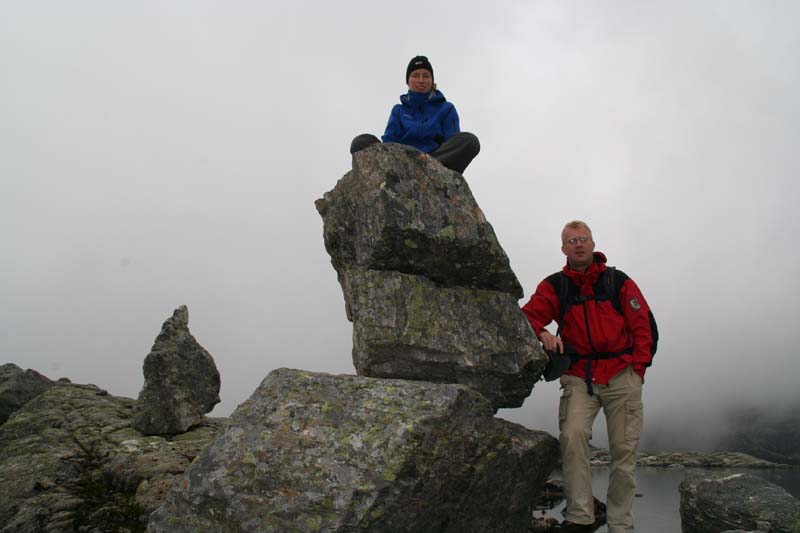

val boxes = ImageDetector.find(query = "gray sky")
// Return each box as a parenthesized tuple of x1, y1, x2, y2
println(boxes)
(2, 1, 799, 450)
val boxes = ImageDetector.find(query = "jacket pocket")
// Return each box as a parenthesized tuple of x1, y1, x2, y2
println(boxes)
(624, 400, 643, 441)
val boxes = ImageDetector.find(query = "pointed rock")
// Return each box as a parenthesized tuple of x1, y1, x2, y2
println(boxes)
(132, 306, 220, 435)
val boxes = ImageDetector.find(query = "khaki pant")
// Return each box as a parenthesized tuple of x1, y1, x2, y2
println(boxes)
(559, 366, 643, 533)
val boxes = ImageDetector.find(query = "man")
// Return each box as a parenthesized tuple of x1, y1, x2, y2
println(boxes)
(521, 220, 654, 533)
(350, 55, 480, 174)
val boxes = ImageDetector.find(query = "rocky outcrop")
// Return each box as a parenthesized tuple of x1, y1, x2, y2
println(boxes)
(132, 306, 221, 435)
(719, 406, 800, 466)
(0, 363, 53, 424)
(148, 368, 560, 532)
(0, 381, 225, 531)
(679, 471, 800, 533)
(316, 143, 547, 409)
(590, 449, 793, 469)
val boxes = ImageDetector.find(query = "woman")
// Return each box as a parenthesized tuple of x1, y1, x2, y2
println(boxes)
(350, 56, 480, 175)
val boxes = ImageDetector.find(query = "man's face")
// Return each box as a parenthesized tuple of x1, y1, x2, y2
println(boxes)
(561, 226, 595, 271)
(407, 69, 433, 93)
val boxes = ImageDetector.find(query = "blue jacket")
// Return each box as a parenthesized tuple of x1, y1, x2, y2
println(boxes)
(381, 90, 460, 153)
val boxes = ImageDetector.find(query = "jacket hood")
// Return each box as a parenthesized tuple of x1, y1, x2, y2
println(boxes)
(400, 89, 446, 106)
(563, 251, 608, 292)
(592, 251, 607, 265)
(562, 251, 607, 270)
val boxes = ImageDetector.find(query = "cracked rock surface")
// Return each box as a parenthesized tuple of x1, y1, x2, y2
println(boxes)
(148, 368, 560, 533)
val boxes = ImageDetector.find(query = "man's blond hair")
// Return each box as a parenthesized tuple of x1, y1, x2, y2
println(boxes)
(561, 220, 593, 244)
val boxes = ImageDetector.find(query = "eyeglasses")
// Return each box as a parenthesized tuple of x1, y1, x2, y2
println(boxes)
(563, 236, 591, 246)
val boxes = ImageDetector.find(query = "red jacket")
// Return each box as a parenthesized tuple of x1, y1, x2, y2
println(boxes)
(521, 252, 653, 384)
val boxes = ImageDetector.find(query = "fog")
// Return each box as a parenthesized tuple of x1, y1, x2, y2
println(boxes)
(2, 1, 799, 450)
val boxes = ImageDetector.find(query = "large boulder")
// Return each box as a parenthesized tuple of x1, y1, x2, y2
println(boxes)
(0, 363, 53, 424)
(0, 381, 225, 531)
(316, 144, 546, 407)
(148, 368, 560, 532)
(343, 267, 544, 408)
(679, 471, 800, 533)
(316, 142, 522, 297)
(132, 306, 221, 435)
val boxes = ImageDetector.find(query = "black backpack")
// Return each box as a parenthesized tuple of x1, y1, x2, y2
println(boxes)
(546, 266, 658, 360)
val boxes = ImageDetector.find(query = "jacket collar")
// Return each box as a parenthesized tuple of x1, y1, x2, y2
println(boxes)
(563, 251, 607, 294)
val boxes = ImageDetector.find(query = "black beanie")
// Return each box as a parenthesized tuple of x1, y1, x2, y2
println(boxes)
(406, 55, 434, 83)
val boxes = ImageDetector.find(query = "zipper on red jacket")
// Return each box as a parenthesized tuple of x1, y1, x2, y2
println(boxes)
(582, 303, 599, 396)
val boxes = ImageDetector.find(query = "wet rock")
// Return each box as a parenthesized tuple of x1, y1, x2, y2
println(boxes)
(343, 267, 546, 409)
(148, 368, 560, 532)
(316, 142, 523, 297)
(0, 363, 53, 424)
(132, 306, 221, 435)
(679, 471, 800, 533)
(0, 381, 225, 531)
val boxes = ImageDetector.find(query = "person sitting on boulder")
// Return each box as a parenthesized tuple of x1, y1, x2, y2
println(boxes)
(350, 55, 480, 175)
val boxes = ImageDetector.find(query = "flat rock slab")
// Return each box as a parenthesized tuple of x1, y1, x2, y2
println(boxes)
(316, 142, 523, 298)
(679, 470, 800, 533)
(343, 267, 546, 409)
(148, 368, 560, 532)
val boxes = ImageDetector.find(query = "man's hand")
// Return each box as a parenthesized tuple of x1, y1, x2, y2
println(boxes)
(538, 331, 563, 353)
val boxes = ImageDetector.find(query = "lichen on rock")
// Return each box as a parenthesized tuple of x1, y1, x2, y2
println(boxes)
(147, 368, 559, 532)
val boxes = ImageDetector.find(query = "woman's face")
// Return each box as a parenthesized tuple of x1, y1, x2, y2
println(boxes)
(407, 68, 433, 93)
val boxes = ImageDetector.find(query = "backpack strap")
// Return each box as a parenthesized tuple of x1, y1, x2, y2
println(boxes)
(546, 267, 628, 329)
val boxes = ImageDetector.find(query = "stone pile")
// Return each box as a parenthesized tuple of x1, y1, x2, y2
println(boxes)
(3, 148, 562, 532)
(316, 143, 547, 409)
(148, 149, 561, 531)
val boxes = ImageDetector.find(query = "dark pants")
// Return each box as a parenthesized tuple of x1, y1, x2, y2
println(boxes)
(350, 132, 480, 175)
